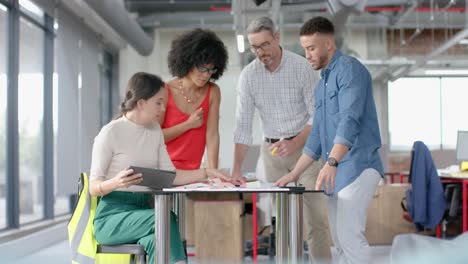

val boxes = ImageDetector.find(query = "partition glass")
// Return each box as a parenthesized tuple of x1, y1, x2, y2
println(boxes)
(0, 4, 7, 229)
(440, 77, 468, 148)
(388, 77, 441, 151)
(18, 16, 44, 223)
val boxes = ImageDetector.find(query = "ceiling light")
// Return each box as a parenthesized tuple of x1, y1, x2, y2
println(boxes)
(458, 39, 468, 45)
(237, 34, 245, 53)
(425, 69, 468, 75)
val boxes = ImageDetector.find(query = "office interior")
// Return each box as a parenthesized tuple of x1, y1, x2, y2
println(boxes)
(0, 0, 468, 263)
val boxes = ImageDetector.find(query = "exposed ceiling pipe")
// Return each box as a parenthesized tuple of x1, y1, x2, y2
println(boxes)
(59, 0, 127, 52)
(366, 6, 465, 12)
(270, 0, 281, 27)
(391, 26, 468, 80)
(83, 0, 153, 56)
(401, 0, 457, 47)
(124, 0, 231, 12)
(327, 0, 368, 49)
(390, 0, 419, 26)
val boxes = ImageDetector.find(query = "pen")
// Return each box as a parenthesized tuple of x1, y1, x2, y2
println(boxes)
(271, 137, 286, 156)
(271, 147, 278, 156)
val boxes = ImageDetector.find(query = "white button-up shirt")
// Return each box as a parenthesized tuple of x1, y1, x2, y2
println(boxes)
(233, 49, 320, 145)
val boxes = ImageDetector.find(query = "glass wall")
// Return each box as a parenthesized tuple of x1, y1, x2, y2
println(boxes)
(441, 77, 468, 148)
(0, 0, 117, 230)
(0, 4, 7, 230)
(18, 16, 44, 223)
(388, 76, 468, 151)
(388, 77, 441, 151)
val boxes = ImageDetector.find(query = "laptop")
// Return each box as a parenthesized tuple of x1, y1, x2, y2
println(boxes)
(129, 166, 176, 190)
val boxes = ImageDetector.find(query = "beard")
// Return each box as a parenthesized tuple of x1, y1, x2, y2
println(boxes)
(259, 55, 273, 66)
(313, 54, 328, 70)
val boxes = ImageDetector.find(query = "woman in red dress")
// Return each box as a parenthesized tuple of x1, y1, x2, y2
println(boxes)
(160, 28, 229, 171)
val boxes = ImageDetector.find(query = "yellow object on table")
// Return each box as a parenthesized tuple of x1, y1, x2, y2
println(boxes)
(461, 161, 468, 171)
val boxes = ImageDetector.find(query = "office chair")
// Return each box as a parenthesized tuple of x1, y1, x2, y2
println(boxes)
(445, 184, 462, 221)
(69, 173, 147, 264)
(96, 244, 146, 264)
(441, 184, 462, 238)
(401, 141, 446, 231)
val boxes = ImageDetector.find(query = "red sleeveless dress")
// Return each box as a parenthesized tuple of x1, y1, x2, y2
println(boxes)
(162, 83, 211, 170)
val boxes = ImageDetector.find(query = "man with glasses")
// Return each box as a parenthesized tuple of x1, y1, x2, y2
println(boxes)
(231, 17, 332, 263)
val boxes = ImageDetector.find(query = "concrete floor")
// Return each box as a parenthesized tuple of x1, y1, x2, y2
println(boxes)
(11, 239, 391, 264)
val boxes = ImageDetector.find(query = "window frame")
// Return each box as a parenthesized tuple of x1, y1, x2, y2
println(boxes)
(2, 0, 54, 231)
(388, 75, 468, 152)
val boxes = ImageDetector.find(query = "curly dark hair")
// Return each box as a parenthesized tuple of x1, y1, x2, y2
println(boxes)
(300, 16, 335, 36)
(167, 28, 228, 80)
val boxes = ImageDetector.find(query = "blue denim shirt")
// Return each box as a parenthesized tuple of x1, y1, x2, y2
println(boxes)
(303, 50, 384, 195)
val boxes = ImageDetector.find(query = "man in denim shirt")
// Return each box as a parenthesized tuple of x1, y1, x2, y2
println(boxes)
(276, 17, 384, 264)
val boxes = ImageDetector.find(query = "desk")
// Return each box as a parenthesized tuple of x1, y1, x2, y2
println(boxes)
(439, 173, 468, 233)
(153, 184, 321, 264)
(385, 171, 468, 234)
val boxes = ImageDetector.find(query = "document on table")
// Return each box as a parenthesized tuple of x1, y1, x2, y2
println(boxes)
(163, 181, 289, 192)
(438, 169, 468, 177)
(449, 171, 468, 177)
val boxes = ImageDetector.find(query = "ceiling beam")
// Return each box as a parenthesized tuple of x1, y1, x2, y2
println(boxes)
(391, 27, 468, 80)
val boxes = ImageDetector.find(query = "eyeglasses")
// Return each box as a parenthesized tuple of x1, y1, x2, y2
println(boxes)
(197, 66, 218, 74)
(250, 41, 271, 53)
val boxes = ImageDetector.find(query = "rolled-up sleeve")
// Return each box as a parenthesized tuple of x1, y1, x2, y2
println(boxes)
(334, 58, 368, 148)
(303, 113, 321, 160)
(233, 69, 255, 145)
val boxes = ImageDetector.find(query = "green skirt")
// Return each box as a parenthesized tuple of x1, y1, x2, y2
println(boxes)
(94, 191, 186, 263)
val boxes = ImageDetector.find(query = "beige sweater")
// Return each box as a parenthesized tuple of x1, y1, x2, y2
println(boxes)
(90, 116, 175, 191)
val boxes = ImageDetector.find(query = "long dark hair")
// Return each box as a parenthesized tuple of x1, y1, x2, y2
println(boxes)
(115, 72, 164, 119)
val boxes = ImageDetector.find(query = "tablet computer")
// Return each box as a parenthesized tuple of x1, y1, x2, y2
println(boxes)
(129, 166, 176, 190)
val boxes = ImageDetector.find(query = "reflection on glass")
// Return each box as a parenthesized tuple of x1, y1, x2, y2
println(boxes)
(0, 5, 7, 230)
(0, 74, 6, 229)
(388, 77, 441, 151)
(441, 77, 468, 148)
(19, 0, 44, 22)
(53, 72, 69, 216)
(19, 17, 44, 224)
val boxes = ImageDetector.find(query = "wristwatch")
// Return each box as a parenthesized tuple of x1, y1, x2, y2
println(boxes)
(327, 157, 338, 167)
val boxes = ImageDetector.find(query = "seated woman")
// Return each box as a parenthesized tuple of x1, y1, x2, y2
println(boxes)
(161, 28, 228, 170)
(89, 72, 230, 264)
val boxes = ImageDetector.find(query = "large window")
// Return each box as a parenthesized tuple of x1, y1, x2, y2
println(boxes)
(1, 0, 117, 231)
(440, 78, 468, 148)
(388, 77, 468, 151)
(0, 4, 7, 229)
(18, 16, 44, 223)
